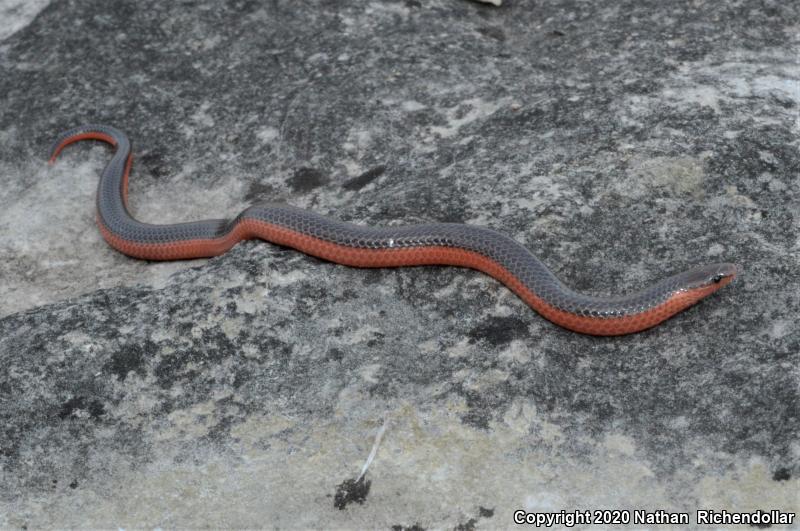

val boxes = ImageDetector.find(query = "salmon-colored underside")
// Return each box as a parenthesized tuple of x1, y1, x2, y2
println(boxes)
(96, 217, 714, 335)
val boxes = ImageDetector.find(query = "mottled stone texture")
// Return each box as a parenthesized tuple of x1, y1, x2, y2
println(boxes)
(1, 0, 798, 528)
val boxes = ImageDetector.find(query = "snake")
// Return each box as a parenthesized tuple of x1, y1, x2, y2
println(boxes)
(49, 124, 737, 335)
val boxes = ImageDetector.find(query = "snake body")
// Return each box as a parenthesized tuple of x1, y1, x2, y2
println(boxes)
(49, 124, 737, 335)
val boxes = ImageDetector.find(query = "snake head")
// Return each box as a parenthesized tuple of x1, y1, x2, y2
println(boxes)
(682, 262, 739, 292)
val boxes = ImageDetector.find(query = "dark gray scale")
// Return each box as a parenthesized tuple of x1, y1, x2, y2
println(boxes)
(55, 125, 723, 320)
(52, 125, 233, 244)
(242, 205, 679, 317)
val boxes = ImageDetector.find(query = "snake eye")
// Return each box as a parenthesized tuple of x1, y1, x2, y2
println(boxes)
(712, 274, 724, 284)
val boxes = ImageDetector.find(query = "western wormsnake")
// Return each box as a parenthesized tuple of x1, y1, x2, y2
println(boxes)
(49, 124, 737, 336)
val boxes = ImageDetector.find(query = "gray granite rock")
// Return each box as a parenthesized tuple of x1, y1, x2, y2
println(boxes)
(1, 0, 798, 528)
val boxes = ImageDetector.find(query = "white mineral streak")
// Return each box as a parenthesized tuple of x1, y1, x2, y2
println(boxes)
(0, 0, 51, 41)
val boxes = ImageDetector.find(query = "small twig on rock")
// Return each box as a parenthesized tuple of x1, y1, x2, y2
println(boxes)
(357, 414, 389, 482)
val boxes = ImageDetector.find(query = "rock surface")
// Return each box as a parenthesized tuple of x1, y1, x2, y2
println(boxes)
(1, 0, 798, 528)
